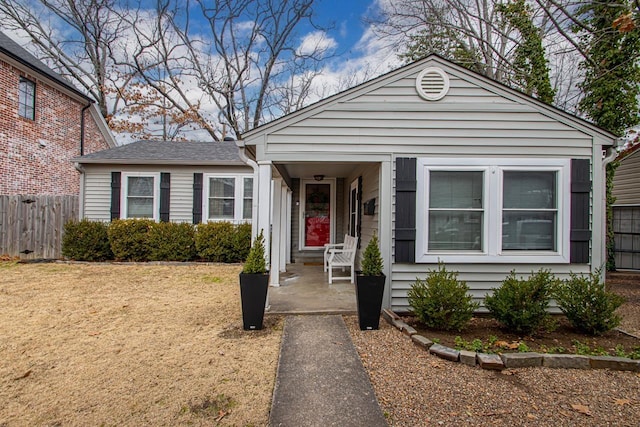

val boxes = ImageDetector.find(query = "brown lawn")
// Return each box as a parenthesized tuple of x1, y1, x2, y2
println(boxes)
(0, 262, 282, 426)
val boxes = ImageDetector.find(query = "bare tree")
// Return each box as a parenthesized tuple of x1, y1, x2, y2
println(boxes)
(117, 0, 334, 141)
(0, 0, 129, 120)
(368, 0, 592, 110)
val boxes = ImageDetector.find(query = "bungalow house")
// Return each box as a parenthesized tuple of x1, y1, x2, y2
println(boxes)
(74, 140, 254, 224)
(238, 54, 616, 312)
(0, 31, 116, 258)
(75, 55, 616, 312)
(612, 143, 640, 269)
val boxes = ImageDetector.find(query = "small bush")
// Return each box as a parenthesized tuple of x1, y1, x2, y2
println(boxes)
(62, 219, 112, 261)
(148, 222, 196, 262)
(554, 270, 625, 335)
(107, 219, 154, 261)
(407, 262, 479, 331)
(243, 230, 267, 274)
(361, 232, 384, 276)
(196, 222, 237, 262)
(232, 222, 252, 262)
(484, 269, 556, 335)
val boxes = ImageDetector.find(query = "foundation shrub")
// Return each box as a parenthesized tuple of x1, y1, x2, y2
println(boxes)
(484, 269, 556, 335)
(148, 222, 196, 261)
(554, 269, 625, 335)
(407, 262, 479, 331)
(62, 219, 113, 261)
(196, 222, 237, 262)
(232, 222, 252, 262)
(108, 219, 154, 261)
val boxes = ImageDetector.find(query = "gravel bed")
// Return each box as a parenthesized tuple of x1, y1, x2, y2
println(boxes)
(346, 315, 640, 426)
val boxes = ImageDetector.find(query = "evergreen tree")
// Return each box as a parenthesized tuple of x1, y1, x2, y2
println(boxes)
(577, 0, 640, 270)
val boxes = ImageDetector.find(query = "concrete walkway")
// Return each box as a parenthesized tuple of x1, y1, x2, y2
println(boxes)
(269, 315, 387, 427)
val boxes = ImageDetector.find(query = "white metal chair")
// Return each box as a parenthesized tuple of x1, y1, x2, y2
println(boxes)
(324, 235, 357, 284)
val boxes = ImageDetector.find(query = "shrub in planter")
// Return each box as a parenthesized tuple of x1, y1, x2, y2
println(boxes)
(484, 269, 557, 335)
(62, 219, 112, 261)
(107, 219, 154, 261)
(407, 262, 479, 331)
(240, 230, 269, 330)
(195, 222, 236, 262)
(148, 222, 196, 261)
(356, 232, 385, 330)
(554, 269, 625, 335)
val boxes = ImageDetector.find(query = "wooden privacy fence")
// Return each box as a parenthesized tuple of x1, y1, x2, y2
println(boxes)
(0, 195, 79, 259)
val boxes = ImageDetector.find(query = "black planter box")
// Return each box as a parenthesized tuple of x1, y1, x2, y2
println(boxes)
(355, 273, 386, 330)
(239, 272, 269, 330)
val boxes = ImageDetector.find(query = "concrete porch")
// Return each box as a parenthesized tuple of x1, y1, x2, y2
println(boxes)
(266, 264, 357, 314)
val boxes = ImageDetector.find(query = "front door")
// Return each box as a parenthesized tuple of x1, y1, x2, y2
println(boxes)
(301, 180, 334, 249)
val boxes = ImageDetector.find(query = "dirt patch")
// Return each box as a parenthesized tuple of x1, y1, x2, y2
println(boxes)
(0, 262, 282, 426)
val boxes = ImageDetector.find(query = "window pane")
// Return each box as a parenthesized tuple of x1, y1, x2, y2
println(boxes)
(429, 211, 483, 250)
(128, 177, 154, 197)
(209, 199, 234, 219)
(210, 178, 234, 197)
(502, 211, 556, 251)
(243, 178, 253, 197)
(243, 199, 252, 219)
(127, 197, 153, 218)
(503, 171, 555, 209)
(19, 78, 35, 120)
(243, 178, 252, 220)
(430, 171, 483, 209)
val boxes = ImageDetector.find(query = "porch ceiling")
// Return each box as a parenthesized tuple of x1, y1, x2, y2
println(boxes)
(277, 162, 360, 179)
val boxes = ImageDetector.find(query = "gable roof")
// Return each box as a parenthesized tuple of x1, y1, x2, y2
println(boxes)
(242, 54, 616, 145)
(0, 31, 91, 102)
(75, 140, 246, 166)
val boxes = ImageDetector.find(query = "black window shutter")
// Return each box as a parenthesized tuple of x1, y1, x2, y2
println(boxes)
(193, 173, 203, 224)
(570, 159, 591, 263)
(110, 172, 121, 221)
(357, 176, 363, 247)
(160, 173, 170, 222)
(395, 158, 416, 262)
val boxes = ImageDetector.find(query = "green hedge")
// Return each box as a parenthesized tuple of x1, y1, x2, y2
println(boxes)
(62, 219, 113, 261)
(108, 219, 155, 261)
(62, 219, 251, 263)
(148, 222, 196, 262)
(195, 222, 251, 262)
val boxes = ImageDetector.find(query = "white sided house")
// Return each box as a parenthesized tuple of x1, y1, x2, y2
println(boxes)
(239, 55, 616, 312)
(75, 140, 254, 224)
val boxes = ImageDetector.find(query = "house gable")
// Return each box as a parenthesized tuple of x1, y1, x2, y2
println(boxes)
(243, 55, 614, 160)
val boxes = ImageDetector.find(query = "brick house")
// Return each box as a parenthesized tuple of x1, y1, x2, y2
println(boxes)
(0, 31, 116, 258)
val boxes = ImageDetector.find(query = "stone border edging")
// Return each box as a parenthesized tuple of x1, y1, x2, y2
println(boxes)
(382, 309, 640, 372)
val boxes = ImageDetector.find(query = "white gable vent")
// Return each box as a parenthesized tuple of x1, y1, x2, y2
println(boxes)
(415, 67, 450, 101)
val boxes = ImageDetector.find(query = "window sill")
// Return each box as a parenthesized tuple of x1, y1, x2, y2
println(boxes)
(416, 252, 570, 264)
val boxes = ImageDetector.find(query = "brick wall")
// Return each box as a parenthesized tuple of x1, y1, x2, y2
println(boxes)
(0, 58, 111, 196)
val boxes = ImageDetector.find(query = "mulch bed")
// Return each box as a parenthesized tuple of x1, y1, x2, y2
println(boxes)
(403, 315, 640, 357)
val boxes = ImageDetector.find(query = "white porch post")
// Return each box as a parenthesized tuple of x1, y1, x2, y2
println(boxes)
(257, 161, 272, 268)
(270, 177, 283, 287)
(285, 189, 292, 264)
(379, 159, 393, 309)
(279, 187, 288, 272)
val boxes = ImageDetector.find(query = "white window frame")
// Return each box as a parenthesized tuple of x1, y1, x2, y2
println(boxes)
(416, 158, 571, 264)
(121, 172, 160, 221)
(203, 174, 253, 224)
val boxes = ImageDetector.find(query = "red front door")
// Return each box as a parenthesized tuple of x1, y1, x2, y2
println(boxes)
(304, 182, 331, 247)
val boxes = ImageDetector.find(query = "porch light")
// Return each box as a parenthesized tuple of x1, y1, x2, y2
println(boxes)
(314, 174, 324, 181)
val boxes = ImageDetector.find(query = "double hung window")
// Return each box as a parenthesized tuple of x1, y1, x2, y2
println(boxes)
(205, 175, 253, 223)
(122, 173, 159, 220)
(416, 158, 570, 263)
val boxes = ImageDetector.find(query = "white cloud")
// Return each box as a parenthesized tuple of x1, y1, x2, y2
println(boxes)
(297, 30, 337, 56)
